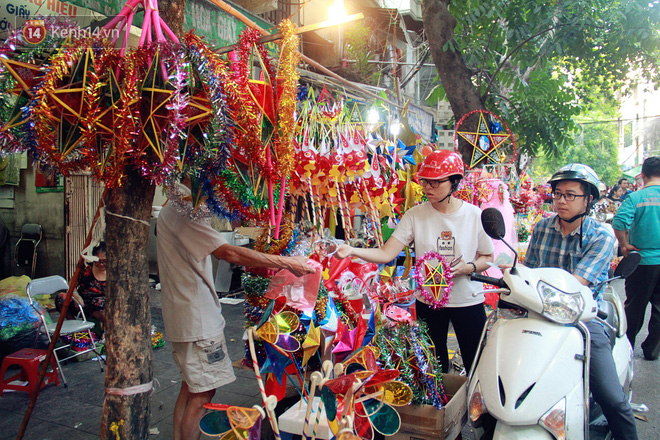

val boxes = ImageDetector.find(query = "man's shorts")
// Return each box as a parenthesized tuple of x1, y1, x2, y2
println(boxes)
(171, 335, 236, 393)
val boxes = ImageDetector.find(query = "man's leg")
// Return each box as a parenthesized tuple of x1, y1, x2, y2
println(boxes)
(624, 265, 654, 348)
(173, 381, 215, 440)
(641, 265, 660, 360)
(587, 321, 638, 440)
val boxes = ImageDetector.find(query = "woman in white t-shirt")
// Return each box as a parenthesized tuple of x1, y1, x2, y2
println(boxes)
(336, 150, 494, 374)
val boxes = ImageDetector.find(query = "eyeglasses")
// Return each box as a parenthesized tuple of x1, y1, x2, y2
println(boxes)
(552, 192, 588, 202)
(419, 178, 450, 188)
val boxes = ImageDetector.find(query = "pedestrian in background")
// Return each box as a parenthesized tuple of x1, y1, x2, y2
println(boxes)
(613, 156, 660, 361)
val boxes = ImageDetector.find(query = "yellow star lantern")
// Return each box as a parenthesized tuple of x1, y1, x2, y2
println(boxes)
(455, 110, 514, 169)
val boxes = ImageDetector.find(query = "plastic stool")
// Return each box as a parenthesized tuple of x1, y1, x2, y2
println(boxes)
(0, 348, 60, 397)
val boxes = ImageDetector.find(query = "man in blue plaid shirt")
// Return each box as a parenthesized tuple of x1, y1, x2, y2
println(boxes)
(524, 164, 637, 440)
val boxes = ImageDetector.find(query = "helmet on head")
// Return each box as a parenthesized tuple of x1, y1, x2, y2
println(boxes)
(548, 163, 601, 202)
(417, 150, 465, 180)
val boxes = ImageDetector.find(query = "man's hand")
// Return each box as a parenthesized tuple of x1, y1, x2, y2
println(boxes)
(285, 256, 316, 277)
(334, 244, 353, 260)
(620, 243, 640, 257)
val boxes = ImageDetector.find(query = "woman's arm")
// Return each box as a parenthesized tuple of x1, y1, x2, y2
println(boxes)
(334, 236, 406, 264)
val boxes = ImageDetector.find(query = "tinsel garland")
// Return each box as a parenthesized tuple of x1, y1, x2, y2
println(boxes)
(234, 28, 274, 179)
(517, 223, 530, 243)
(205, 168, 273, 221)
(180, 33, 235, 172)
(166, 182, 214, 223)
(31, 40, 97, 174)
(274, 19, 300, 178)
(254, 218, 294, 255)
(332, 287, 360, 326)
(372, 322, 446, 408)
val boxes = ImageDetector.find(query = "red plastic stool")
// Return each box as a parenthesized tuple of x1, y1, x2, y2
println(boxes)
(0, 348, 60, 397)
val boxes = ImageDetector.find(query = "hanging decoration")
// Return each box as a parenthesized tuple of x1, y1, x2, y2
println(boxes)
(454, 109, 515, 169)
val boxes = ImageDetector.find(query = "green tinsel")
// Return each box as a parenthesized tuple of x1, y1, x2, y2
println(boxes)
(372, 321, 446, 406)
(219, 168, 279, 212)
(242, 273, 271, 296)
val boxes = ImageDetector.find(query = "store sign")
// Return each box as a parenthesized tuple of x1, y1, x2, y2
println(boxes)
(0, 0, 102, 38)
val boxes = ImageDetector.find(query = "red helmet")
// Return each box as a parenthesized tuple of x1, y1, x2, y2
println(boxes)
(417, 150, 465, 180)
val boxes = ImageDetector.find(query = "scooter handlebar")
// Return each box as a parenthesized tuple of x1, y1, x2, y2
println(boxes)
(471, 274, 508, 289)
(597, 309, 608, 320)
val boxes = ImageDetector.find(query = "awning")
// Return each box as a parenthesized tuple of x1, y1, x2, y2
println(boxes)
(623, 165, 642, 179)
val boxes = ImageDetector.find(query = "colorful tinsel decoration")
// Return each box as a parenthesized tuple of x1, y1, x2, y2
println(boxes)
(373, 321, 447, 408)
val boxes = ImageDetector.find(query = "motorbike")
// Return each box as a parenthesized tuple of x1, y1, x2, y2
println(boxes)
(467, 207, 641, 439)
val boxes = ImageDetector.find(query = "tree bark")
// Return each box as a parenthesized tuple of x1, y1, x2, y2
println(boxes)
(159, 0, 186, 35)
(422, 0, 484, 161)
(99, 3, 183, 437)
(100, 170, 156, 440)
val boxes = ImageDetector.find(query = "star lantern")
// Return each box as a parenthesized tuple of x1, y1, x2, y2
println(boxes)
(413, 251, 454, 309)
(455, 109, 515, 169)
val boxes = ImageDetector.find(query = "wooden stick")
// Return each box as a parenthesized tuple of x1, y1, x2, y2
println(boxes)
(302, 371, 323, 440)
(247, 328, 282, 440)
(214, 13, 364, 55)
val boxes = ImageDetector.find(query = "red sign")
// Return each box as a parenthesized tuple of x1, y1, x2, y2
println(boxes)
(23, 20, 46, 45)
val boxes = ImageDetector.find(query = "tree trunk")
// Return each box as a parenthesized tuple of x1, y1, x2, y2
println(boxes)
(422, 0, 484, 161)
(99, 3, 183, 438)
(100, 170, 155, 440)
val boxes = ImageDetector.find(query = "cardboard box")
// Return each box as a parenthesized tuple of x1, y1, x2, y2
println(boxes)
(387, 374, 467, 440)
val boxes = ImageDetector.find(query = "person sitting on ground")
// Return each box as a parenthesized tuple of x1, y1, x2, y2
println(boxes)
(56, 242, 107, 331)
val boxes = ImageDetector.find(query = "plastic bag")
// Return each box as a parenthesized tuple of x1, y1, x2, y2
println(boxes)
(264, 260, 322, 313)
(0, 275, 31, 298)
(0, 295, 44, 341)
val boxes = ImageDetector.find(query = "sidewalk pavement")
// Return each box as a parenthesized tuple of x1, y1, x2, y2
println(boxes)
(0, 289, 263, 440)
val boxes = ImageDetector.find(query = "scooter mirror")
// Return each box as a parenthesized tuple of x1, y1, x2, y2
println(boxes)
(481, 208, 506, 240)
(614, 251, 641, 278)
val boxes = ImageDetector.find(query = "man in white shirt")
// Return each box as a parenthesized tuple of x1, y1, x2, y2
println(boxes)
(157, 188, 314, 440)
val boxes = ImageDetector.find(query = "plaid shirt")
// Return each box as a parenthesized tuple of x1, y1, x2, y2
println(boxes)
(524, 215, 615, 292)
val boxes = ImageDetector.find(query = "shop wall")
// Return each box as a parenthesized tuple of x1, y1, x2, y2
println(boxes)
(0, 164, 65, 280)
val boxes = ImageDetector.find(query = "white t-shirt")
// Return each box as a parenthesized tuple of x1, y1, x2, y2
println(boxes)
(157, 203, 229, 342)
(391, 201, 495, 307)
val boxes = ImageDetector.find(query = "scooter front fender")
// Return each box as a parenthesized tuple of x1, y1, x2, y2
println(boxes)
(493, 422, 554, 439)
(472, 317, 586, 427)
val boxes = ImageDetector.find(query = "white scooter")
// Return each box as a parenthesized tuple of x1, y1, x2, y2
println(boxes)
(467, 208, 641, 439)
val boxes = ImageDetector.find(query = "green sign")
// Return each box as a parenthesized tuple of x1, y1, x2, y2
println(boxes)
(185, 0, 276, 51)
(61, 0, 276, 49)
(63, 0, 124, 16)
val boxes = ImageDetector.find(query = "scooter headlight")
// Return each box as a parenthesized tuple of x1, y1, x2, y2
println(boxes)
(538, 281, 584, 324)
(539, 398, 566, 440)
(468, 381, 487, 422)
